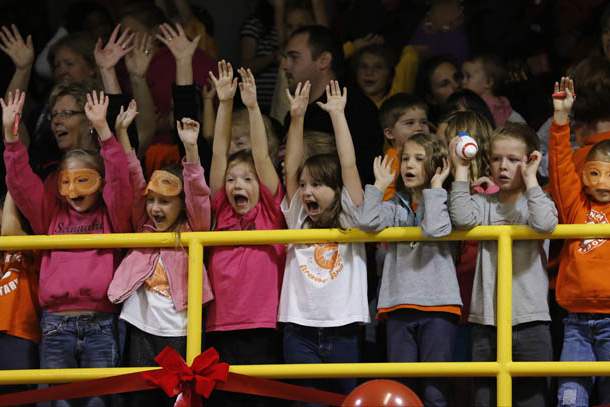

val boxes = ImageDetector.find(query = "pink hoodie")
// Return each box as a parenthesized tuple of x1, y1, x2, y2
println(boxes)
(4, 137, 133, 313)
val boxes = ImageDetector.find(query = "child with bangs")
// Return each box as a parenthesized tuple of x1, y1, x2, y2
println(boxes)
(550, 77, 610, 407)
(279, 80, 369, 396)
(450, 122, 558, 407)
(357, 133, 461, 406)
(205, 61, 286, 403)
(2, 89, 132, 407)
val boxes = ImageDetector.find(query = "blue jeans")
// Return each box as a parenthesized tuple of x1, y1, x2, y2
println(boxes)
(40, 312, 119, 407)
(558, 313, 610, 407)
(283, 323, 360, 399)
(386, 310, 458, 407)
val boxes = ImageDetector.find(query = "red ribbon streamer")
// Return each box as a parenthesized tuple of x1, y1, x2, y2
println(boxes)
(0, 346, 345, 406)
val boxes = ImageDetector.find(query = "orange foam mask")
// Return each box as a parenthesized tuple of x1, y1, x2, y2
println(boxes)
(144, 170, 183, 197)
(582, 161, 610, 191)
(58, 169, 102, 198)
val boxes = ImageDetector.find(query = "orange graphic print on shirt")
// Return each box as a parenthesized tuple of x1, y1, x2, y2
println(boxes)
(144, 259, 171, 297)
(298, 243, 343, 286)
(579, 209, 608, 254)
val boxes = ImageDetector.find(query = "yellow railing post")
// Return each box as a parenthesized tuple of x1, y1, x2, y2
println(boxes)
(186, 239, 204, 364)
(496, 232, 513, 406)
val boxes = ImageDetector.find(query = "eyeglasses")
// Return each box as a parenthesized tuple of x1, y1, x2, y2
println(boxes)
(48, 110, 85, 120)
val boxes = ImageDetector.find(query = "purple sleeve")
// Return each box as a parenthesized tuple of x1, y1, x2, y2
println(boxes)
(101, 137, 134, 233)
(126, 150, 148, 230)
(4, 140, 57, 234)
(183, 161, 211, 231)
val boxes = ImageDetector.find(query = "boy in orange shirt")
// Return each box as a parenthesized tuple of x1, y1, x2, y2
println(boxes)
(549, 77, 610, 407)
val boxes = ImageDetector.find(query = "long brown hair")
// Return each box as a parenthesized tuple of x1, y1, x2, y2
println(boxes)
(298, 153, 342, 228)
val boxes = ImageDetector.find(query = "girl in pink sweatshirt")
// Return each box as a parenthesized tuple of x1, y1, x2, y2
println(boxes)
(2, 89, 132, 407)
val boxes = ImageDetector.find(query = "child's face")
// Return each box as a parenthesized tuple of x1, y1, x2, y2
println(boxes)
(146, 191, 183, 231)
(462, 60, 491, 97)
(299, 167, 336, 222)
(401, 140, 428, 190)
(356, 53, 391, 99)
(386, 107, 429, 147)
(225, 161, 260, 216)
(60, 158, 101, 213)
(490, 137, 527, 192)
(582, 159, 610, 203)
(429, 62, 460, 105)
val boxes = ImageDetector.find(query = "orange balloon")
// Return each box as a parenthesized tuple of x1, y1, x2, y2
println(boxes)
(342, 380, 423, 407)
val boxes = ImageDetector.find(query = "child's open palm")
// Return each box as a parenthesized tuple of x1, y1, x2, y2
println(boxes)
(0, 89, 25, 142)
(552, 77, 575, 114)
(431, 157, 451, 188)
(156, 23, 199, 62)
(115, 99, 138, 133)
(238, 67, 258, 109)
(177, 117, 200, 145)
(316, 80, 347, 114)
(286, 81, 310, 118)
(373, 155, 395, 192)
(209, 60, 237, 101)
(85, 90, 109, 129)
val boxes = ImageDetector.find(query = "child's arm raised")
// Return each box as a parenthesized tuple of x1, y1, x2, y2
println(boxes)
(316, 81, 363, 206)
(86, 90, 133, 232)
(284, 81, 310, 202)
(2, 90, 54, 234)
(549, 77, 582, 223)
(422, 157, 452, 237)
(115, 100, 148, 230)
(177, 118, 211, 231)
(357, 155, 415, 231)
(448, 136, 483, 228)
(209, 60, 238, 195)
(238, 67, 279, 193)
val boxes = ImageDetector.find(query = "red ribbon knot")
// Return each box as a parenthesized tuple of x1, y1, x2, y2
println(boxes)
(143, 346, 229, 407)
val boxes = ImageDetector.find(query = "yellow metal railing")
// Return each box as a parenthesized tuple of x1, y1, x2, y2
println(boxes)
(2, 224, 610, 406)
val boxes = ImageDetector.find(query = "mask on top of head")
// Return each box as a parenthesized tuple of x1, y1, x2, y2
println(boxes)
(582, 161, 610, 191)
(144, 170, 183, 196)
(58, 168, 102, 198)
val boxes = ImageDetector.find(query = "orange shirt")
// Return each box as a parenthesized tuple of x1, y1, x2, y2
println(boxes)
(377, 304, 461, 319)
(549, 123, 610, 313)
(0, 251, 40, 342)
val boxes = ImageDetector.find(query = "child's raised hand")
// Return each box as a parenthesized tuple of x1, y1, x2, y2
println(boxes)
(552, 77, 575, 115)
(156, 23, 200, 62)
(373, 155, 395, 192)
(431, 157, 451, 188)
(94, 24, 134, 70)
(238, 67, 258, 109)
(177, 117, 200, 145)
(0, 25, 33, 69)
(209, 60, 238, 102)
(520, 150, 541, 189)
(85, 90, 109, 130)
(125, 32, 154, 78)
(115, 99, 138, 133)
(316, 80, 347, 114)
(286, 81, 310, 118)
(0, 89, 25, 142)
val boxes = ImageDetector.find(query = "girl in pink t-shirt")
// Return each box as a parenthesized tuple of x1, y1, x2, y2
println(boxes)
(205, 61, 286, 375)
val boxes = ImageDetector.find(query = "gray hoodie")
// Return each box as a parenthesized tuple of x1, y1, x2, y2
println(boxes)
(358, 186, 462, 311)
(449, 181, 558, 326)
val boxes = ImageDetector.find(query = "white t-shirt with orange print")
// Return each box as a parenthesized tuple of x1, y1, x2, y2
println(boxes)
(278, 188, 370, 327)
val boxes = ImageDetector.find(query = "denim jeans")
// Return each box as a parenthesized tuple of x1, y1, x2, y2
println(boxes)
(558, 313, 610, 407)
(283, 322, 361, 401)
(40, 312, 119, 407)
(471, 322, 552, 407)
(386, 309, 458, 407)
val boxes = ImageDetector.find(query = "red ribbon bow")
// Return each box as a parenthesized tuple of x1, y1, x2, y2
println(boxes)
(143, 346, 229, 407)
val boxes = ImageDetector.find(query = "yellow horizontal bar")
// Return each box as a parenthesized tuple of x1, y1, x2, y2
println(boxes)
(0, 363, 500, 384)
(509, 361, 610, 376)
(3, 224, 610, 250)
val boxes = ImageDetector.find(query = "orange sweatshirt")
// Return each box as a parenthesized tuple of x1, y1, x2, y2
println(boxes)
(549, 122, 610, 313)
